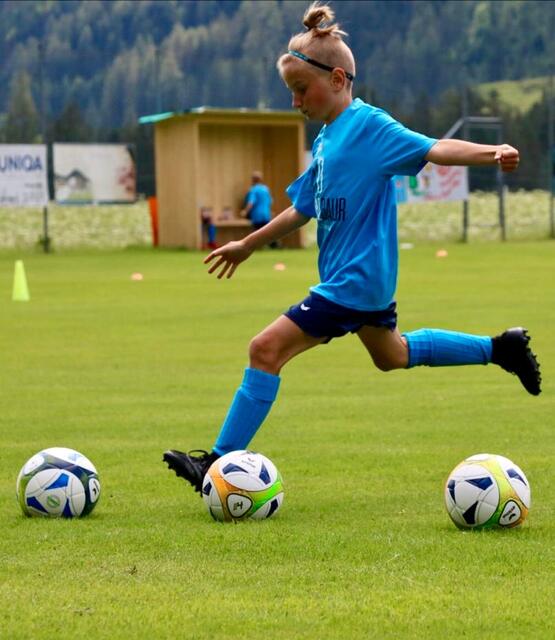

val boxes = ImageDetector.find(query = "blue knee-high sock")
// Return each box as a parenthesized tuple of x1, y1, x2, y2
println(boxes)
(213, 367, 280, 456)
(403, 329, 492, 368)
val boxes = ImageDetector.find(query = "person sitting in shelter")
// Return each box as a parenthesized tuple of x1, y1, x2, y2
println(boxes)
(241, 171, 278, 247)
(241, 171, 273, 230)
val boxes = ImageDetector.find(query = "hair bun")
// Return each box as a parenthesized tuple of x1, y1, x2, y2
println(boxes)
(303, 6, 333, 30)
(302, 2, 346, 38)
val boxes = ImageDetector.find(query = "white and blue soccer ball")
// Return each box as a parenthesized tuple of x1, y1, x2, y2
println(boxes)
(202, 450, 284, 522)
(16, 447, 101, 518)
(445, 453, 530, 529)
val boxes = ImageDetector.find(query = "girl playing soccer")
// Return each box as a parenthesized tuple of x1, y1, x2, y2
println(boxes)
(164, 2, 541, 493)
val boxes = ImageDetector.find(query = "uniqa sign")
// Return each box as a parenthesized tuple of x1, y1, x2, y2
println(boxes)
(0, 154, 44, 172)
(0, 144, 49, 207)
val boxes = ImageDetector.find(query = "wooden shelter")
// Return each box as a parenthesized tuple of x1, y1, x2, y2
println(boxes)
(144, 108, 307, 249)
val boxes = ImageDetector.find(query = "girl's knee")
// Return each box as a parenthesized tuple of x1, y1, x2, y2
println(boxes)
(249, 333, 280, 371)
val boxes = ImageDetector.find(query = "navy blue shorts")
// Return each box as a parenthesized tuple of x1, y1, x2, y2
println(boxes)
(284, 292, 397, 342)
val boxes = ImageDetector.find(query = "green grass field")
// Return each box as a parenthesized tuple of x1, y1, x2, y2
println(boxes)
(1, 243, 554, 639)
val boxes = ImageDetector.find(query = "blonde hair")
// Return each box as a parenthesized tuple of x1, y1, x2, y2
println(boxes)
(277, 2, 355, 81)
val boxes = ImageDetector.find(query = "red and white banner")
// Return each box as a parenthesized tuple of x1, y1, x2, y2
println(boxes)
(395, 165, 468, 204)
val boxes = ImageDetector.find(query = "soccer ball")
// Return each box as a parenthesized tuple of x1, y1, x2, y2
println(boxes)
(445, 453, 530, 529)
(202, 450, 284, 522)
(16, 447, 101, 518)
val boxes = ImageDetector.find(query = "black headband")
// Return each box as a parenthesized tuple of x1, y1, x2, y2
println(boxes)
(288, 50, 355, 82)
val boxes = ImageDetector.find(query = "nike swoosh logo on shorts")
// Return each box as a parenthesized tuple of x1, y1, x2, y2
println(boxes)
(300, 303, 310, 311)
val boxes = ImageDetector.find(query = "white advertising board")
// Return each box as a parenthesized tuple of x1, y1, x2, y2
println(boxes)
(0, 144, 49, 207)
(53, 144, 136, 203)
(395, 165, 469, 204)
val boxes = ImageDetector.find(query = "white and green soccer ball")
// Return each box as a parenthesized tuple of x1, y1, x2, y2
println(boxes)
(202, 450, 284, 522)
(16, 447, 101, 518)
(445, 453, 530, 529)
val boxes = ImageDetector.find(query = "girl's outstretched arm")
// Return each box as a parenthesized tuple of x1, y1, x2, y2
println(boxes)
(426, 139, 519, 172)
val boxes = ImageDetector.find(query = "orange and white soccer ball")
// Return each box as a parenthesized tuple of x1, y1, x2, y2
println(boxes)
(202, 450, 284, 522)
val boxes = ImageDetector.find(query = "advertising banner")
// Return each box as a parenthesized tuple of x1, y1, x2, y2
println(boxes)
(0, 144, 49, 207)
(395, 165, 469, 204)
(53, 144, 136, 204)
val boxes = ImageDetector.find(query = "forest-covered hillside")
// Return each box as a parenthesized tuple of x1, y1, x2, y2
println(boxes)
(1, 0, 553, 192)
(1, 0, 554, 129)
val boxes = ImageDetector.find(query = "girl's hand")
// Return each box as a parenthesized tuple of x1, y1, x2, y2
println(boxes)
(204, 240, 253, 279)
(495, 144, 519, 172)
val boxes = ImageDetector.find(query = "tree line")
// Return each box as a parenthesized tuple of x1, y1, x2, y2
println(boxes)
(0, 0, 553, 194)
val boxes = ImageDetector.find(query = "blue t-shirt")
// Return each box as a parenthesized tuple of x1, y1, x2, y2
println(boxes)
(246, 184, 272, 224)
(287, 98, 437, 311)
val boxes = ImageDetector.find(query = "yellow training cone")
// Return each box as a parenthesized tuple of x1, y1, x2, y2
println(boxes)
(12, 260, 30, 302)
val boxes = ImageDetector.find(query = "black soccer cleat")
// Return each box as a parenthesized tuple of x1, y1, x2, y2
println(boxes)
(491, 327, 541, 396)
(163, 449, 219, 494)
